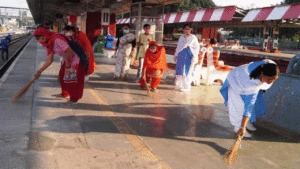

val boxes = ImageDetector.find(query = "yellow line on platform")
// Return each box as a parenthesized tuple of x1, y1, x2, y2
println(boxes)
(87, 85, 171, 169)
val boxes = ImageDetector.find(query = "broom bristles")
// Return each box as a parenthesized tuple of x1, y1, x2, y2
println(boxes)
(11, 78, 36, 101)
(223, 137, 242, 164)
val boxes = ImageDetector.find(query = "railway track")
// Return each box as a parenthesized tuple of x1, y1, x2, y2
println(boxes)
(0, 34, 33, 78)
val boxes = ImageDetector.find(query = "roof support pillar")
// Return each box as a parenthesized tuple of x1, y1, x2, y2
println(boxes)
(262, 26, 271, 52)
(271, 24, 280, 52)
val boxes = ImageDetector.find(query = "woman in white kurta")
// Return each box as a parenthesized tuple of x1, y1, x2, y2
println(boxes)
(220, 59, 280, 138)
(113, 25, 135, 80)
(174, 24, 200, 92)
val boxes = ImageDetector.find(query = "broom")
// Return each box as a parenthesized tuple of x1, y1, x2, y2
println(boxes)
(11, 78, 36, 101)
(142, 76, 152, 97)
(223, 136, 242, 164)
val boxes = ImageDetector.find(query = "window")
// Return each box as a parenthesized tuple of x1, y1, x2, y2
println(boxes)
(101, 9, 110, 26)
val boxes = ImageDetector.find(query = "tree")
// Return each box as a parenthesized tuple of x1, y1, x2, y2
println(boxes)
(165, 0, 216, 13)
(284, 0, 300, 4)
(279, 0, 300, 41)
(279, 27, 300, 41)
(227, 27, 263, 39)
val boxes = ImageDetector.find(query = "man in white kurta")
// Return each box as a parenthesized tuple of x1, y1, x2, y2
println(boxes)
(174, 25, 200, 92)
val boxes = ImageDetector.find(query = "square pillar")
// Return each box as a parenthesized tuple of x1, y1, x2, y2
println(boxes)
(271, 25, 280, 53)
(86, 12, 102, 45)
(109, 14, 116, 37)
(262, 26, 271, 52)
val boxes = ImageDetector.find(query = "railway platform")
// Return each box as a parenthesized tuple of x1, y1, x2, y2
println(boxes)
(0, 38, 299, 169)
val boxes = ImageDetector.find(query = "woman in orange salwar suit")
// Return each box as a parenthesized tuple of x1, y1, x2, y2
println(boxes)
(64, 26, 97, 79)
(140, 41, 168, 92)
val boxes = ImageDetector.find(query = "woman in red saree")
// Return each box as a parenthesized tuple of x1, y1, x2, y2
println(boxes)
(140, 41, 168, 92)
(64, 26, 97, 77)
(33, 27, 85, 105)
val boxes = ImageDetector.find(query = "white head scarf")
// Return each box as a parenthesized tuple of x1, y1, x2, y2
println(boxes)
(227, 59, 276, 95)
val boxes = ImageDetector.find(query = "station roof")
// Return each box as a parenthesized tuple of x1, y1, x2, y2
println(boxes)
(116, 6, 247, 25)
(26, 0, 185, 24)
(116, 3, 300, 28)
(242, 3, 300, 22)
(163, 6, 241, 24)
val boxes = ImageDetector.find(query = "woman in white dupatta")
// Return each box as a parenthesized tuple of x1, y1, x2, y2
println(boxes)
(220, 59, 280, 138)
(174, 24, 200, 92)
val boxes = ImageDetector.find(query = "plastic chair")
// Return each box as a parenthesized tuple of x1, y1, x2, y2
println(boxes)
(203, 47, 230, 85)
(192, 47, 207, 86)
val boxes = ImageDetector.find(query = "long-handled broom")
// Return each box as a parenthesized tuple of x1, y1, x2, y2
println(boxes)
(142, 76, 152, 97)
(223, 136, 242, 164)
(11, 78, 36, 101)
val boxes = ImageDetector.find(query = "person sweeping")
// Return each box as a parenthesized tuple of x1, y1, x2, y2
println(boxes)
(63, 25, 97, 81)
(220, 59, 280, 164)
(139, 41, 168, 93)
(32, 27, 87, 105)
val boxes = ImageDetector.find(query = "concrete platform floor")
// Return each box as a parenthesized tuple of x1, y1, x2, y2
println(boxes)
(1, 38, 299, 169)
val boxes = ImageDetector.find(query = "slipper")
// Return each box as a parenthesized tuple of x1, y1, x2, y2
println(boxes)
(52, 94, 68, 98)
(62, 101, 78, 106)
(138, 86, 145, 90)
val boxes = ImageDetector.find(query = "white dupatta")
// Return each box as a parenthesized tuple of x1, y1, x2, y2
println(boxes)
(227, 59, 276, 95)
(175, 34, 200, 65)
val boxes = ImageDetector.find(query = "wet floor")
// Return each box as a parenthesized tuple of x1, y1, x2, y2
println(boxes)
(2, 38, 299, 168)
(82, 58, 300, 169)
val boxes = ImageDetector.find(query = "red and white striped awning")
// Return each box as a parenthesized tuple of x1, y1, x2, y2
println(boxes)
(242, 4, 300, 22)
(116, 18, 130, 24)
(164, 6, 236, 24)
(116, 6, 237, 25)
(116, 17, 160, 25)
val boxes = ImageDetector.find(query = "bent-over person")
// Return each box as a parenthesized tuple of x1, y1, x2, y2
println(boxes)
(139, 41, 168, 92)
(220, 59, 280, 138)
(33, 28, 87, 105)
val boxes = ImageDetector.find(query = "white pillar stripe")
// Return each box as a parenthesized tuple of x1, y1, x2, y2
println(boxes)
(193, 10, 205, 22)
(242, 9, 261, 22)
(210, 8, 224, 21)
(131, 18, 136, 24)
(266, 6, 290, 20)
(168, 13, 177, 23)
(179, 12, 190, 22)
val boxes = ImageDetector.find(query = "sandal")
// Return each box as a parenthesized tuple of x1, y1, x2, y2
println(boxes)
(112, 76, 119, 80)
(150, 88, 157, 93)
(52, 94, 68, 98)
(62, 101, 78, 106)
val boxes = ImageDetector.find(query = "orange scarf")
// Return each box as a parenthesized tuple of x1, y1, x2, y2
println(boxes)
(72, 31, 97, 74)
(143, 46, 168, 70)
